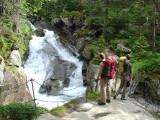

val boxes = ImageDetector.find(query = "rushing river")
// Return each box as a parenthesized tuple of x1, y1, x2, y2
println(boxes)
(24, 27, 86, 110)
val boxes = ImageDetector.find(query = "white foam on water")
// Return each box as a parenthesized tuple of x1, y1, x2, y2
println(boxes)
(24, 29, 86, 110)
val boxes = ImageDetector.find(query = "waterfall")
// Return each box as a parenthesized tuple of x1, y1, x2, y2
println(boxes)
(24, 28, 86, 110)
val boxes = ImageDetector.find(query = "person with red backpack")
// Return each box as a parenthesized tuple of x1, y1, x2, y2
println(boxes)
(95, 52, 116, 105)
(113, 54, 132, 100)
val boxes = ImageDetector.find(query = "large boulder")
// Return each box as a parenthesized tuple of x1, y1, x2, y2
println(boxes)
(0, 50, 32, 104)
(82, 46, 92, 60)
(117, 44, 131, 53)
(9, 50, 22, 67)
(47, 58, 77, 81)
(75, 38, 85, 53)
(39, 79, 63, 95)
(86, 64, 100, 92)
(51, 18, 63, 28)
(61, 17, 73, 28)
(1, 66, 32, 104)
(40, 58, 77, 95)
(34, 28, 45, 37)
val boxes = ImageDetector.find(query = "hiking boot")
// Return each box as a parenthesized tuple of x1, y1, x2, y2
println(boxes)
(121, 97, 127, 100)
(106, 100, 111, 103)
(113, 95, 116, 99)
(98, 101, 106, 105)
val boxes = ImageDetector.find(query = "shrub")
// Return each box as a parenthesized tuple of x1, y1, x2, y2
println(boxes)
(50, 106, 67, 117)
(132, 53, 160, 81)
(0, 103, 48, 120)
(86, 92, 101, 101)
(61, 11, 82, 18)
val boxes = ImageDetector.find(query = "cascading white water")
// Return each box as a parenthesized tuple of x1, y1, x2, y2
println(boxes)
(24, 28, 86, 110)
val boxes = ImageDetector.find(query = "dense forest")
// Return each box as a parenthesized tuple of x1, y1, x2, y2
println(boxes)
(1, 0, 160, 78)
(0, 0, 160, 119)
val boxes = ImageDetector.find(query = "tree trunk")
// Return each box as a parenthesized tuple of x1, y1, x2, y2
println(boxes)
(152, 5, 156, 53)
(0, 0, 3, 15)
(103, 0, 109, 42)
(153, 0, 160, 12)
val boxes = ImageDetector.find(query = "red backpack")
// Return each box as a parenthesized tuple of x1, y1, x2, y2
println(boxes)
(109, 55, 117, 79)
(101, 58, 112, 78)
(101, 55, 117, 79)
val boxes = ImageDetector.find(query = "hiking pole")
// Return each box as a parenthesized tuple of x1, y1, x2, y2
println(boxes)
(30, 78, 38, 118)
(86, 80, 89, 103)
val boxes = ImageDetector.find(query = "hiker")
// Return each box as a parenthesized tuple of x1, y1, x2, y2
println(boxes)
(95, 52, 112, 105)
(105, 49, 118, 93)
(114, 54, 132, 100)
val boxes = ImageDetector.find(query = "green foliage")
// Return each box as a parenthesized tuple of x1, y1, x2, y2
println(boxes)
(91, 17, 104, 29)
(1, 12, 31, 58)
(86, 92, 101, 101)
(5, 66, 18, 73)
(50, 106, 67, 116)
(18, 22, 32, 57)
(87, 46, 100, 55)
(86, 0, 104, 18)
(87, 36, 108, 64)
(50, 99, 78, 117)
(90, 36, 108, 49)
(2, 15, 12, 29)
(109, 17, 128, 32)
(0, 103, 48, 120)
(25, 0, 51, 15)
(132, 54, 160, 80)
(125, 35, 150, 60)
(62, 0, 85, 12)
(129, 2, 153, 25)
(61, 11, 82, 18)
(89, 57, 99, 65)
(0, 3, 31, 58)
(37, 0, 85, 21)
(0, 36, 11, 59)
(156, 36, 160, 51)
(108, 38, 119, 51)
(77, 29, 90, 36)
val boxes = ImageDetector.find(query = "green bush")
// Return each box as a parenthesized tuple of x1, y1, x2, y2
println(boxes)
(50, 106, 67, 117)
(132, 53, 160, 81)
(0, 36, 11, 59)
(91, 17, 104, 29)
(86, 92, 101, 101)
(0, 15, 31, 59)
(87, 36, 109, 64)
(50, 99, 78, 117)
(0, 103, 48, 120)
(108, 38, 119, 51)
(61, 11, 82, 18)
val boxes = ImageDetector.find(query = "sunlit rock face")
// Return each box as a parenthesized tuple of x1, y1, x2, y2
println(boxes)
(1, 66, 32, 104)
(0, 50, 32, 105)
(9, 50, 22, 67)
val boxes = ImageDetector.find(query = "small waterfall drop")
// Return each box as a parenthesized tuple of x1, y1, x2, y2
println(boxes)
(24, 27, 86, 110)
